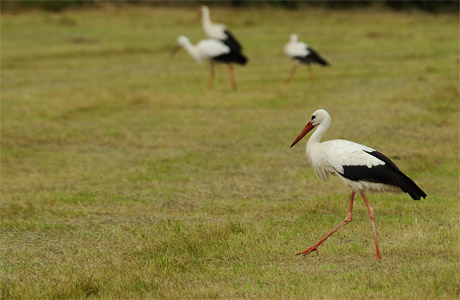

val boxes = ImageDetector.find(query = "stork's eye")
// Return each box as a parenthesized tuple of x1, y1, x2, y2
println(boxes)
(311, 115, 316, 120)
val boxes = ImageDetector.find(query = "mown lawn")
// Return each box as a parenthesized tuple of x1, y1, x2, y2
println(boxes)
(1, 5, 459, 299)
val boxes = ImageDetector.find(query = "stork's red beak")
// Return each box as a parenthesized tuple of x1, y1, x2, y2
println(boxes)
(170, 44, 180, 57)
(291, 121, 315, 148)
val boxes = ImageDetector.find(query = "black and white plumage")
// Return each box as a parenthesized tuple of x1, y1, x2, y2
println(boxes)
(337, 150, 426, 200)
(284, 34, 329, 83)
(200, 6, 243, 52)
(171, 35, 247, 90)
(290, 109, 426, 259)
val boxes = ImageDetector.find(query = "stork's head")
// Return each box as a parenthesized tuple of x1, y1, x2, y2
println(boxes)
(309, 109, 330, 126)
(171, 36, 190, 57)
(176, 35, 190, 46)
(291, 109, 330, 148)
(201, 5, 209, 17)
(290, 33, 298, 43)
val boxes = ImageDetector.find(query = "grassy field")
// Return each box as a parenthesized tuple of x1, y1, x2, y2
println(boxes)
(1, 4, 459, 299)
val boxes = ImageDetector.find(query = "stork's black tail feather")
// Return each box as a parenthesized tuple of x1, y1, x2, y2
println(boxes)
(223, 29, 243, 52)
(365, 151, 426, 200)
(307, 48, 329, 66)
(338, 150, 426, 201)
(234, 52, 248, 65)
(393, 171, 427, 200)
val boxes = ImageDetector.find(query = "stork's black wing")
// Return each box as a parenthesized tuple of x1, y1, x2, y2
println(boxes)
(338, 150, 426, 200)
(299, 47, 329, 66)
(213, 49, 247, 65)
(223, 29, 243, 52)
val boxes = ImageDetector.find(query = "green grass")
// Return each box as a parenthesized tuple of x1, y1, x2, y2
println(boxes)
(1, 5, 459, 299)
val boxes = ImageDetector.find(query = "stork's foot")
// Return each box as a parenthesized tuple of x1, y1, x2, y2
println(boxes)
(296, 245, 319, 256)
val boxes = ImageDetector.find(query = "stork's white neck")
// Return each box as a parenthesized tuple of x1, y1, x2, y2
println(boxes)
(180, 40, 202, 63)
(202, 9, 212, 28)
(306, 117, 331, 157)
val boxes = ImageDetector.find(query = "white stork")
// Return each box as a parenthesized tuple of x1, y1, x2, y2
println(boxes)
(171, 35, 247, 90)
(284, 34, 329, 84)
(200, 5, 243, 52)
(290, 109, 426, 260)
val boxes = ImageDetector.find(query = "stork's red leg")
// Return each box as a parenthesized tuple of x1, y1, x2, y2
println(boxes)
(285, 65, 297, 85)
(297, 192, 355, 256)
(208, 63, 215, 90)
(361, 193, 381, 260)
(307, 64, 317, 82)
(226, 64, 237, 90)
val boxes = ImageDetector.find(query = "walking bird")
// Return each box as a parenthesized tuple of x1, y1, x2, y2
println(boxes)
(284, 34, 329, 84)
(171, 35, 247, 90)
(290, 109, 426, 260)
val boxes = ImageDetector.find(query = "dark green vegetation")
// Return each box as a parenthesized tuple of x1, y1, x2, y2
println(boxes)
(1, 5, 459, 299)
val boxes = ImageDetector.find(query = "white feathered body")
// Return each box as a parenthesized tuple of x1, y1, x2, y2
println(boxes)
(201, 6, 227, 40)
(179, 37, 230, 64)
(285, 40, 310, 61)
(203, 22, 227, 40)
(284, 34, 328, 67)
(195, 39, 230, 62)
(306, 139, 400, 194)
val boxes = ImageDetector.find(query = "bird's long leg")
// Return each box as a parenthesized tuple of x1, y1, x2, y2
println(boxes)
(307, 64, 317, 82)
(208, 63, 215, 90)
(297, 192, 355, 256)
(285, 64, 297, 85)
(361, 193, 381, 260)
(226, 64, 237, 90)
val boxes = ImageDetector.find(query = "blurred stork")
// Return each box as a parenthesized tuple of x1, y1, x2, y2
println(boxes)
(284, 34, 329, 84)
(171, 35, 247, 90)
(291, 109, 426, 260)
(199, 5, 243, 52)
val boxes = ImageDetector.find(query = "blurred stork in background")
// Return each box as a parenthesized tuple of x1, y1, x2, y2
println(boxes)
(284, 34, 329, 84)
(171, 35, 247, 90)
(199, 5, 244, 53)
